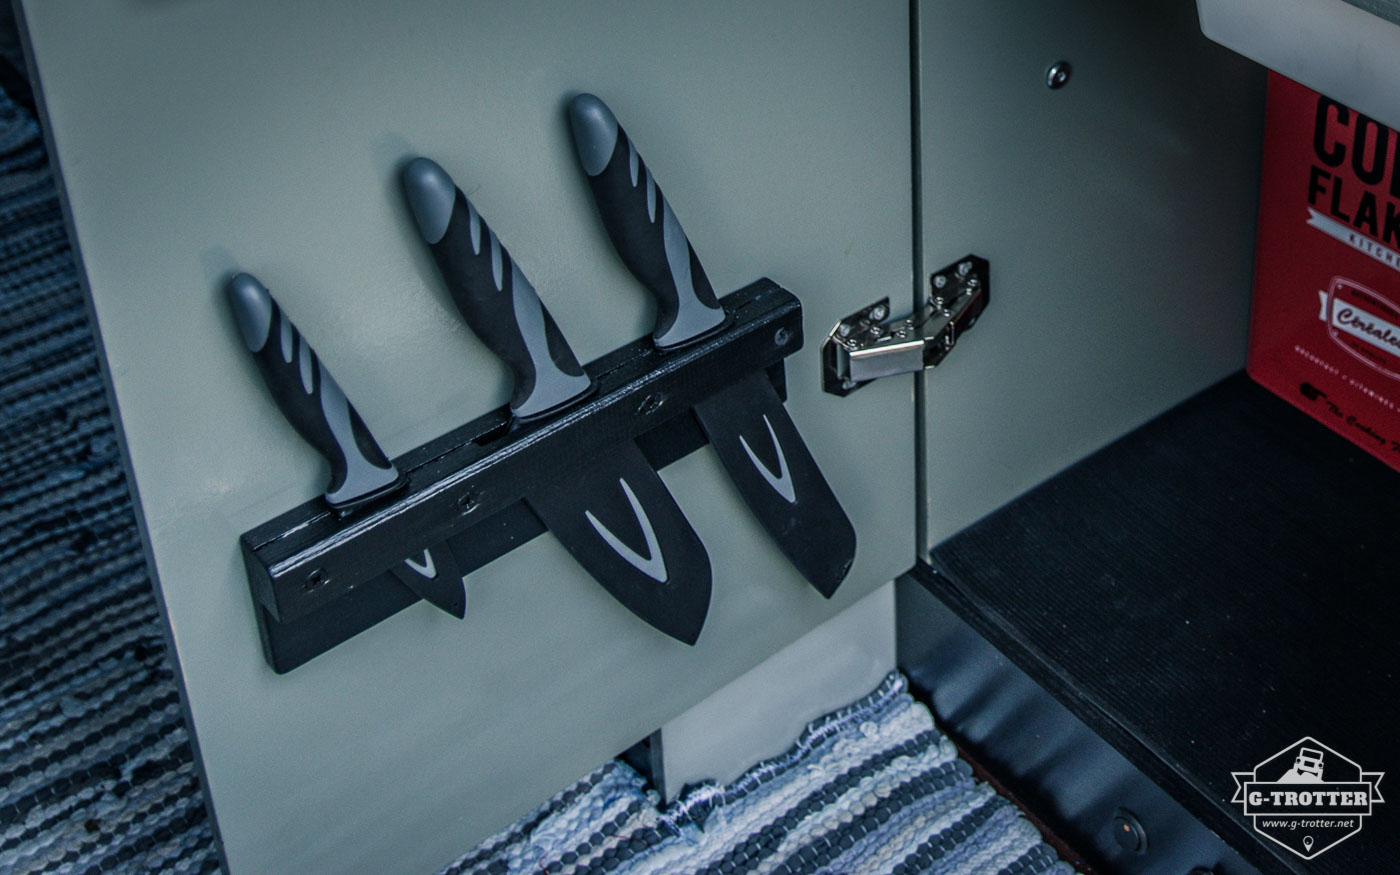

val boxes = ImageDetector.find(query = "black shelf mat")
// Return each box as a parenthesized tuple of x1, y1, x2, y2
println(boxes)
(924, 372, 1398, 875)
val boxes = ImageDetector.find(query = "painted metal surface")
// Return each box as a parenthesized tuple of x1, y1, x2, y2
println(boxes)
(1199, 0, 1400, 130)
(917, 0, 1267, 550)
(15, 2, 914, 873)
(656, 583, 896, 801)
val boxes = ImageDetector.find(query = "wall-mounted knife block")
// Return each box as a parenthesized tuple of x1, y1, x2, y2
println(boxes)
(240, 279, 802, 673)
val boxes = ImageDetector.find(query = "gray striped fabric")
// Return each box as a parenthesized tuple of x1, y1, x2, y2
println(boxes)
(438, 674, 1076, 875)
(0, 80, 1074, 875)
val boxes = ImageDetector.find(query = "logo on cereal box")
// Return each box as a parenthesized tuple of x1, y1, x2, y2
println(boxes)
(1318, 276, 1400, 380)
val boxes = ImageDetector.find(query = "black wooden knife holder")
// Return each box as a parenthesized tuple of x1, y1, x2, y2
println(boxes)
(241, 279, 803, 672)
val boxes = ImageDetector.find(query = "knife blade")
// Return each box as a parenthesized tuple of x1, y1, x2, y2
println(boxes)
(568, 93, 856, 596)
(402, 157, 711, 643)
(226, 273, 467, 618)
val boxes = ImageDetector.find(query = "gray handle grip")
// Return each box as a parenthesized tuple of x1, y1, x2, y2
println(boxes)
(402, 158, 592, 421)
(226, 273, 403, 513)
(568, 93, 726, 349)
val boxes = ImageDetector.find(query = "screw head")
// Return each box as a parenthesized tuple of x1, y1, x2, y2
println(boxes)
(456, 492, 478, 515)
(957, 261, 972, 277)
(837, 323, 853, 337)
(773, 327, 792, 347)
(1110, 809, 1147, 855)
(1046, 61, 1072, 90)
(933, 275, 948, 289)
(636, 393, 666, 416)
(305, 568, 330, 591)
(869, 304, 887, 321)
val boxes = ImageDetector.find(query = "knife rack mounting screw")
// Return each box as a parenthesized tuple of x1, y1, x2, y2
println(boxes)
(636, 393, 666, 417)
(456, 492, 479, 516)
(773, 327, 792, 348)
(304, 568, 330, 592)
(1046, 61, 1072, 90)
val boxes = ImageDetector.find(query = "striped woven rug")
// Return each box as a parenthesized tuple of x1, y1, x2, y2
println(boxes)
(437, 673, 1073, 875)
(0, 77, 1073, 874)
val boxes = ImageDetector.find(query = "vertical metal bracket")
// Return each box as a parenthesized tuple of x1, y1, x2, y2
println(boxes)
(822, 255, 989, 396)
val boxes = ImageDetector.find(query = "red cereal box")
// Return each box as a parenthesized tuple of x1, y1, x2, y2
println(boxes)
(1249, 73, 1400, 471)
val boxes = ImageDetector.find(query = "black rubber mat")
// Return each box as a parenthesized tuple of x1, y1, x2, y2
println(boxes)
(926, 372, 1398, 875)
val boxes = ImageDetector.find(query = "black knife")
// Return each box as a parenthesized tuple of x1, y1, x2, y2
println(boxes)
(226, 273, 467, 618)
(568, 93, 856, 596)
(401, 158, 712, 644)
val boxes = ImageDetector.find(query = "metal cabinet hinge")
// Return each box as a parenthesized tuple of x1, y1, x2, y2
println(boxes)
(821, 255, 989, 396)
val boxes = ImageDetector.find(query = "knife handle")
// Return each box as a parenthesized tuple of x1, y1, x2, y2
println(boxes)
(568, 94, 727, 349)
(402, 158, 592, 421)
(226, 273, 403, 513)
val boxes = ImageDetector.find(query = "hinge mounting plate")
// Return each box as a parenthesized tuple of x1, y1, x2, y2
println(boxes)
(821, 254, 989, 396)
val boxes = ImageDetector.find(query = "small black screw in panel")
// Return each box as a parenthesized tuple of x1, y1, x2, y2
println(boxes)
(1111, 807, 1148, 855)
(456, 492, 479, 516)
(304, 568, 330, 592)
(636, 393, 666, 417)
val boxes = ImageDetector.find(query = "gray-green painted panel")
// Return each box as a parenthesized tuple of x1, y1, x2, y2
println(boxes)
(16, 3, 915, 873)
(918, 0, 1266, 550)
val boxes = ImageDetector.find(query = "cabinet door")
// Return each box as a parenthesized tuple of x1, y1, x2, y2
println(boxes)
(916, 0, 1265, 549)
(16, 2, 915, 873)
